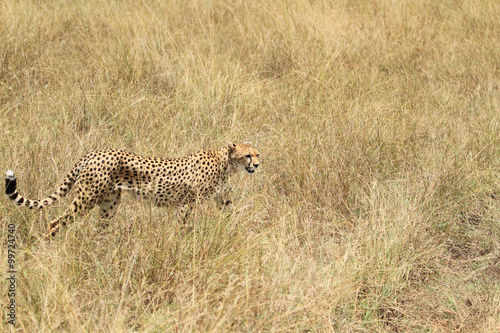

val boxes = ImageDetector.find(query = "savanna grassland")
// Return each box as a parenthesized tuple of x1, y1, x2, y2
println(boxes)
(1, 0, 499, 331)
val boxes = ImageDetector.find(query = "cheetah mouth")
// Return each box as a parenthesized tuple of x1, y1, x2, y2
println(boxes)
(245, 167, 255, 174)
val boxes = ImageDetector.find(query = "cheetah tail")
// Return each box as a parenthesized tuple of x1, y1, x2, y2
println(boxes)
(5, 166, 79, 210)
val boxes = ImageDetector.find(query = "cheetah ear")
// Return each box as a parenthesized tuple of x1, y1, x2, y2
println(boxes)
(227, 143, 237, 157)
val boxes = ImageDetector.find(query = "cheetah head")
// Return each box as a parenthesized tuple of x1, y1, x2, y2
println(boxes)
(228, 143, 261, 174)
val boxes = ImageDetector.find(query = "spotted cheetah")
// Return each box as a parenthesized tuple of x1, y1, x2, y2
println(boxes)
(5, 143, 260, 238)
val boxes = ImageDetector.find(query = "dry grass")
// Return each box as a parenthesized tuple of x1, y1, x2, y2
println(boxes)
(1, 0, 499, 331)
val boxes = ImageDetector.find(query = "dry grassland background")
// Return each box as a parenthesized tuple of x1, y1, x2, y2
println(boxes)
(1, 0, 499, 331)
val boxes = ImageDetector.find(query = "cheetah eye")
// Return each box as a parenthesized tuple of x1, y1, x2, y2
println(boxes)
(245, 155, 251, 159)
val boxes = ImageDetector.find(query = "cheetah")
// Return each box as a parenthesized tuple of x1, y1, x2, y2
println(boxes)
(5, 143, 260, 238)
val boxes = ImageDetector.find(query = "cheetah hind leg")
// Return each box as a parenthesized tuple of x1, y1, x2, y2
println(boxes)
(45, 196, 91, 239)
(97, 189, 122, 231)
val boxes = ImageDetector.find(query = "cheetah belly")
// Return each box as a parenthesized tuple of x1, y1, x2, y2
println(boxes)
(115, 178, 196, 206)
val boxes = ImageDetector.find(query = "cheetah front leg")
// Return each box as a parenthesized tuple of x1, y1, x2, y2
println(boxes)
(175, 204, 192, 224)
(214, 185, 233, 211)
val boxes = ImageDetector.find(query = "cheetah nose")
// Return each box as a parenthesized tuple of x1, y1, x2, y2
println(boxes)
(253, 163, 260, 168)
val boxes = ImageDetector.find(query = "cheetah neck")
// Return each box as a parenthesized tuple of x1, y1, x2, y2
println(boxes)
(218, 147, 235, 174)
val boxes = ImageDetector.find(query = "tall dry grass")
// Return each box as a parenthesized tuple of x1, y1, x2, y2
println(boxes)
(1, 0, 499, 331)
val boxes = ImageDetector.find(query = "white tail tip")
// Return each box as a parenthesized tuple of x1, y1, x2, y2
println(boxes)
(6, 170, 15, 180)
